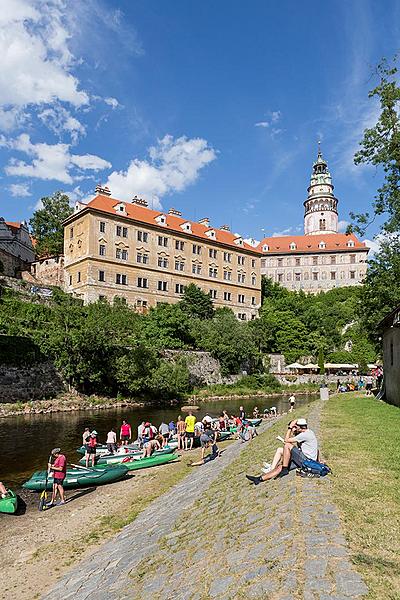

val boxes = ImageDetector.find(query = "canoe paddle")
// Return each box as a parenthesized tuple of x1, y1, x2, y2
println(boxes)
(38, 454, 52, 511)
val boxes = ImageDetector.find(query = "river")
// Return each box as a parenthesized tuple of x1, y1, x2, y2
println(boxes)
(0, 394, 317, 487)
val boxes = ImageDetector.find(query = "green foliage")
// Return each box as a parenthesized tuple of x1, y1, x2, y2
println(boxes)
(180, 283, 214, 319)
(29, 191, 73, 257)
(141, 303, 193, 349)
(191, 308, 262, 375)
(351, 58, 400, 236)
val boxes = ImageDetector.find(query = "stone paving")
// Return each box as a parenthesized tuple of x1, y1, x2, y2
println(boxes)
(43, 403, 368, 600)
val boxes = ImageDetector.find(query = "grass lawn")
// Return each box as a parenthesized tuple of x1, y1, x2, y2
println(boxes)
(321, 393, 400, 600)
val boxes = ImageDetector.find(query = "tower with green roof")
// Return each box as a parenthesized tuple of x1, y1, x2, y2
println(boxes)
(304, 144, 339, 235)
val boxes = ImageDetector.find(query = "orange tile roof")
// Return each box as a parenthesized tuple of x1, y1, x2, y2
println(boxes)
(77, 194, 260, 254)
(257, 233, 367, 254)
(5, 221, 21, 232)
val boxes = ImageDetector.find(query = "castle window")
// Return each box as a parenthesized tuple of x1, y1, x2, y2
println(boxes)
(277, 258, 283, 267)
(99, 244, 106, 256)
(116, 273, 127, 285)
(175, 284, 185, 294)
(347, 240, 355, 248)
(157, 280, 168, 292)
(98, 270, 105, 282)
(209, 267, 218, 278)
(192, 263, 202, 275)
(136, 252, 149, 265)
(238, 256, 245, 266)
(319, 241, 326, 249)
(289, 242, 297, 250)
(158, 235, 169, 247)
(313, 256, 318, 265)
(238, 294, 245, 303)
(157, 256, 168, 269)
(224, 291, 231, 301)
(209, 289, 217, 299)
(175, 240, 185, 251)
(330, 271, 336, 280)
(319, 219, 326, 230)
(251, 275, 256, 286)
(261, 259, 266, 268)
(70, 227, 74, 239)
(223, 270, 232, 281)
(350, 271, 356, 279)
(295, 273, 301, 281)
(251, 259, 256, 268)
(277, 274, 283, 282)
(77, 271, 81, 283)
(238, 313, 247, 321)
(99, 221, 105, 233)
(224, 252, 232, 262)
(192, 244, 202, 255)
(251, 296, 256, 306)
(175, 260, 185, 272)
(295, 257, 301, 266)
(137, 230, 149, 243)
(137, 277, 148, 288)
(69, 275, 72, 286)
(313, 272, 318, 281)
(209, 249, 217, 259)
(238, 273, 245, 284)
(262, 244, 269, 252)
(350, 254, 356, 264)
(330, 255, 336, 264)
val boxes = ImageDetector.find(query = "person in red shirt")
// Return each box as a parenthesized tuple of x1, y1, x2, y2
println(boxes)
(47, 447, 67, 506)
(86, 431, 98, 467)
(120, 420, 132, 445)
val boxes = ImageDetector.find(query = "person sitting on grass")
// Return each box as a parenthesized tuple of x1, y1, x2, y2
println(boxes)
(0, 481, 9, 498)
(246, 418, 318, 485)
(141, 435, 163, 458)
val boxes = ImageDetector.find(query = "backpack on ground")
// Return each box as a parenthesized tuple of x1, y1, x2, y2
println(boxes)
(298, 459, 331, 478)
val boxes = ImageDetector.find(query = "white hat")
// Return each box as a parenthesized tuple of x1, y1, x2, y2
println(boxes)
(296, 418, 307, 426)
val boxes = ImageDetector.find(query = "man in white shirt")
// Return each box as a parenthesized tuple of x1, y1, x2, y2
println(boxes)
(246, 418, 318, 485)
(106, 428, 117, 454)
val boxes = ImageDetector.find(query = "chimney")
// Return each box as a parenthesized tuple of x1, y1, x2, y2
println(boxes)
(132, 195, 148, 207)
(220, 224, 230, 231)
(168, 207, 182, 217)
(95, 184, 111, 196)
(199, 217, 210, 227)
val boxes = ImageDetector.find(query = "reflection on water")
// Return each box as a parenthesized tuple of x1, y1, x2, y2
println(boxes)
(0, 394, 317, 487)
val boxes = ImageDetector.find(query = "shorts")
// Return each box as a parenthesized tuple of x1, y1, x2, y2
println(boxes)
(289, 447, 307, 470)
(53, 476, 65, 484)
(366, 383, 372, 390)
(121, 434, 130, 441)
(186, 431, 194, 439)
(87, 446, 97, 455)
(162, 433, 170, 440)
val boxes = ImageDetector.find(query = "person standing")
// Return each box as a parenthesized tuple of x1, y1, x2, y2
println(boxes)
(137, 421, 145, 447)
(289, 394, 296, 413)
(159, 421, 170, 447)
(120, 420, 132, 445)
(168, 420, 176, 436)
(86, 431, 98, 467)
(239, 406, 246, 421)
(176, 415, 186, 450)
(82, 427, 90, 464)
(47, 447, 67, 506)
(106, 428, 117, 454)
(184, 411, 196, 451)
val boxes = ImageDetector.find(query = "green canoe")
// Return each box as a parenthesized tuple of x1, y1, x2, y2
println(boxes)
(0, 490, 17, 514)
(245, 418, 262, 427)
(22, 464, 128, 492)
(76, 443, 140, 456)
(123, 452, 179, 471)
(81, 445, 174, 466)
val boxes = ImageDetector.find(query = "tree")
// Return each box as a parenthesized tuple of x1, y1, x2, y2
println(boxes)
(179, 283, 214, 319)
(30, 191, 73, 257)
(141, 303, 194, 349)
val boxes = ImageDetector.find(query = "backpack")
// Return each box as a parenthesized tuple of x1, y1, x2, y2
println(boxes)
(299, 459, 331, 478)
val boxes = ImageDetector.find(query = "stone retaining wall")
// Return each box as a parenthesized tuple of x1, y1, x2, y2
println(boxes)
(0, 361, 65, 403)
(162, 349, 239, 386)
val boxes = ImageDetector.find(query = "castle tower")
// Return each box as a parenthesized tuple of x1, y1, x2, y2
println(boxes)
(304, 144, 338, 235)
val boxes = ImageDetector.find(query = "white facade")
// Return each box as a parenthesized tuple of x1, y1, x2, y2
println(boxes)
(258, 148, 369, 293)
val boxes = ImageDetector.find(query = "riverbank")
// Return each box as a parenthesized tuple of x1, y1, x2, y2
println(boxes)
(0, 440, 231, 600)
(321, 392, 400, 599)
(0, 385, 322, 418)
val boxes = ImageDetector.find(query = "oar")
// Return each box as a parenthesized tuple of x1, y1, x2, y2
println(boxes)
(38, 454, 52, 511)
(69, 463, 93, 471)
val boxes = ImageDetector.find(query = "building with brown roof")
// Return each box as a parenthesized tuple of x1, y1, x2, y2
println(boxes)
(63, 186, 261, 320)
(257, 147, 369, 292)
(0, 218, 36, 277)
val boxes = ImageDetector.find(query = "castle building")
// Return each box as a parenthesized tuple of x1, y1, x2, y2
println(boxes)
(258, 147, 369, 292)
(63, 187, 261, 320)
(0, 218, 35, 277)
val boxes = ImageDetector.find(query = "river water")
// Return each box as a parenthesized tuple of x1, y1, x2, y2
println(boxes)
(0, 394, 317, 488)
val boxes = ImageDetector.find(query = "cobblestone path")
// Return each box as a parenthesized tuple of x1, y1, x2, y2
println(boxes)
(44, 403, 368, 600)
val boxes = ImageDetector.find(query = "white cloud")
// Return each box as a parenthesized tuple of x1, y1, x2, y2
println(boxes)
(0, 107, 28, 131)
(7, 182, 31, 197)
(272, 226, 296, 237)
(338, 219, 350, 232)
(104, 97, 120, 109)
(5, 133, 111, 184)
(0, 0, 88, 110)
(38, 106, 86, 143)
(255, 110, 282, 130)
(243, 237, 260, 247)
(106, 134, 217, 207)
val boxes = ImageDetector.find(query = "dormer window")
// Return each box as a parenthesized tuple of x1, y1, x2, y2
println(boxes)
(234, 237, 243, 246)
(289, 242, 297, 250)
(114, 202, 126, 215)
(262, 244, 269, 252)
(180, 222, 192, 233)
(319, 241, 326, 249)
(205, 229, 216, 239)
(155, 214, 167, 226)
(347, 240, 355, 248)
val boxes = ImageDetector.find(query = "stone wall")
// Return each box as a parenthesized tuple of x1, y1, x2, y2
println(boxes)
(162, 349, 239, 386)
(0, 361, 65, 403)
(0, 248, 30, 277)
(274, 373, 360, 386)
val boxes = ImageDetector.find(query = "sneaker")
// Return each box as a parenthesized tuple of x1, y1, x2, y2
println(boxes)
(263, 462, 271, 470)
(275, 468, 289, 479)
(245, 475, 261, 485)
(56, 501, 66, 506)
(261, 466, 272, 474)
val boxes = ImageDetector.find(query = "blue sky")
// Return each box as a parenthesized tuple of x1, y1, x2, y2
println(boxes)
(0, 0, 398, 247)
